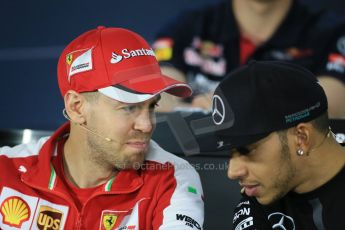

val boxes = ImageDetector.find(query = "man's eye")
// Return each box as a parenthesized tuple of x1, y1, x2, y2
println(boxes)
(236, 147, 251, 155)
(237, 146, 257, 155)
(149, 103, 159, 111)
(229, 147, 251, 157)
(123, 105, 137, 112)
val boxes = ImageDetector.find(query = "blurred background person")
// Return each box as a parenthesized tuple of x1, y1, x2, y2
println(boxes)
(153, 0, 345, 118)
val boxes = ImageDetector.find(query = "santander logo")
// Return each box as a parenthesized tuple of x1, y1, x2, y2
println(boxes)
(110, 48, 155, 64)
(110, 52, 123, 64)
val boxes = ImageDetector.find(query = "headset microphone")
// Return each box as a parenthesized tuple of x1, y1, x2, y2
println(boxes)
(78, 123, 114, 142)
(63, 109, 115, 142)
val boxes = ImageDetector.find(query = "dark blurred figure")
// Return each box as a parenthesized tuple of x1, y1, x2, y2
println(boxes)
(153, 0, 345, 118)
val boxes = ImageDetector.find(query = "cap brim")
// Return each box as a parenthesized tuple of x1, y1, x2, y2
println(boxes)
(98, 74, 192, 103)
(215, 132, 270, 151)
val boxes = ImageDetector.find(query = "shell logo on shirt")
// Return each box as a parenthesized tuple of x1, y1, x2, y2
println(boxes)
(0, 196, 31, 228)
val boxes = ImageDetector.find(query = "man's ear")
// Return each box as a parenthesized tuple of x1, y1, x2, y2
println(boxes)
(64, 90, 87, 124)
(294, 123, 312, 150)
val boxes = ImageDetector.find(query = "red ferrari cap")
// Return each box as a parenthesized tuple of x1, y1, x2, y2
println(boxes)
(57, 26, 192, 103)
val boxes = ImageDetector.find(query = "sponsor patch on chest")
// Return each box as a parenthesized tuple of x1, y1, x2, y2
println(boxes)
(0, 187, 69, 230)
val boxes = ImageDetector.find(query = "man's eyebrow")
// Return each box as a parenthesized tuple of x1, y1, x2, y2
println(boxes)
(229, 146, 251, 157)
(236, 147, 250, 155)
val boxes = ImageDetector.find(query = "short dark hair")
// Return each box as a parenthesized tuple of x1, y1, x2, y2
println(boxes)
(82, 91, 100, 103)
(275, 112, 329, 143)
(277, 129, 288, 145)
(310, 112, 329, 133)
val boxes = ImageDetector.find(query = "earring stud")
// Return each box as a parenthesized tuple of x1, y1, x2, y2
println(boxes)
(296, 148, 304, 156)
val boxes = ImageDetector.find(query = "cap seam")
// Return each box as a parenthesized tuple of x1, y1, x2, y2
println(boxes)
(99, 27, 112, 88)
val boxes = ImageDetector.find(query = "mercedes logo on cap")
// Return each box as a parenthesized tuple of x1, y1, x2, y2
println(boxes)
(212, 95, 226, 125)
(268, 212, 295, 230)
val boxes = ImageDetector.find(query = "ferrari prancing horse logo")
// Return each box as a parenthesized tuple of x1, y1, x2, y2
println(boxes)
(102, 213, 117, 230)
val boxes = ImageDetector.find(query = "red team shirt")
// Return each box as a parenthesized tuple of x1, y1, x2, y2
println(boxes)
(0, 123, 204, 230)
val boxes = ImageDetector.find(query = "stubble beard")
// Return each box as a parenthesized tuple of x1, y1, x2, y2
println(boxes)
(269, 141, 297, 204)
(86, 132, 148, 170)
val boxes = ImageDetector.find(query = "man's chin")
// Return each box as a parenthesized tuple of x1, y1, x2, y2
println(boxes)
(114, 147, 148, 170)
(256, 192, 284, 205)
(124, 156, 146, 170)
(256, 196, 273, 205)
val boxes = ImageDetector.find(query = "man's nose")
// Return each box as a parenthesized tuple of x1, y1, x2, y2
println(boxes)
(134, 110, 154, 133)
(227, 155, 248, 180)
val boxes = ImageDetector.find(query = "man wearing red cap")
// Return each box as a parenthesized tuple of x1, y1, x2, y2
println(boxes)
(0, 26, 204, 229)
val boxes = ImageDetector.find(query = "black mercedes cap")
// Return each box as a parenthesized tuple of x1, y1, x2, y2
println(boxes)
(211, 60, 328, 150)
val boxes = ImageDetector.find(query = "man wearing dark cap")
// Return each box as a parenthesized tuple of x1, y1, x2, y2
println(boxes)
(0, 27, 204, 229)
(211, 61, 345, 229)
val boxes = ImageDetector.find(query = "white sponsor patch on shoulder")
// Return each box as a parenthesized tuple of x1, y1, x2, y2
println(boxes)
(67, 48, 93, 80)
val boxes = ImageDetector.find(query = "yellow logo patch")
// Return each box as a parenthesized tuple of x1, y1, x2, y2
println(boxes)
(102, 213, 118, 230)
(0, 196, 30, 228)
(66, 54, 73, 65)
